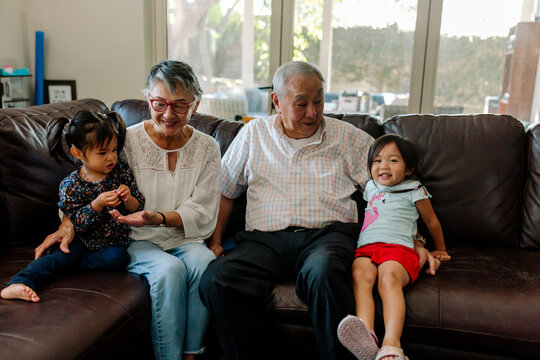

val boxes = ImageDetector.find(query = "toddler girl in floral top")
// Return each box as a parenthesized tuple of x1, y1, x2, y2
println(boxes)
(1, 110, 144, 302)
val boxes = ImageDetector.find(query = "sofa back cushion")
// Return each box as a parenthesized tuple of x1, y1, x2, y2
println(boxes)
(522, 123, 540, 249)
(0, 99, 109, 249)
(323, 112, 383, 139)
(384, 114, 525, 248)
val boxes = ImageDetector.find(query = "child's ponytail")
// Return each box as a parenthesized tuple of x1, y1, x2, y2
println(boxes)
(107, 112, 127, 153)
(46, 110, 127, 164)
(46, 117, 73, 163)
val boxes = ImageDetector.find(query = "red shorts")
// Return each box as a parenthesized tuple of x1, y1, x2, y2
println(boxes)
(355, 243, 420, 283)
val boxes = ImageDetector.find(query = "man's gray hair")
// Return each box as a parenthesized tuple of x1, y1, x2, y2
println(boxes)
(272, 61, 325, 97)
(143, 60, 203, 101)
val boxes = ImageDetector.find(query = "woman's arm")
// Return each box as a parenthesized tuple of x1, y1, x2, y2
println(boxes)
(109, 209, 181, 227)
(415, 198, 451, 261)
(35, 214, 75, 259)
(174, 140, 222, 238)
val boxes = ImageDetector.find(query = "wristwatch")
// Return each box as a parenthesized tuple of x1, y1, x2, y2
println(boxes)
(156, 211, 167, 227)
(413, 233, 426, 245)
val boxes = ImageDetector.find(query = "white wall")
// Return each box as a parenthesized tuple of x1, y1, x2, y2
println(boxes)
(0, 0, 153, 107)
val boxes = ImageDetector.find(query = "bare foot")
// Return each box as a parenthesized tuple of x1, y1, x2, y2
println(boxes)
(1, 284, 40, 302)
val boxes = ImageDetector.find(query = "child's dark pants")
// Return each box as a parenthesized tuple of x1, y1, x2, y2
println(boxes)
(8, 238, 130, 290)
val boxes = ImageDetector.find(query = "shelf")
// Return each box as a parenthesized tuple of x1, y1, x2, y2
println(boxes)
(1, 75, 33, 108)
(0, 75, 32, 78)
(3, 98, 31, 103)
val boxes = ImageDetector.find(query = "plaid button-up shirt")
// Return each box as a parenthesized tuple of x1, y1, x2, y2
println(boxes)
(222, 115, 374, 232)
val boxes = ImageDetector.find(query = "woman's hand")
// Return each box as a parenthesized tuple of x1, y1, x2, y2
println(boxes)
(109, 209, 161, 227)
(35, 216, 75, 259)
(432, 250, 451, 262)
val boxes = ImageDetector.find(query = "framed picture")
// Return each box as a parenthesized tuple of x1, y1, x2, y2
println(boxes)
(44, 80, 77, 104)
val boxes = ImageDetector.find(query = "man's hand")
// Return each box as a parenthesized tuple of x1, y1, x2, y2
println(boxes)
(432, 250, 451, 262)
(208, 242, 224, 257)
(415, 242, 441, 276)
(35, 219, 75, 259)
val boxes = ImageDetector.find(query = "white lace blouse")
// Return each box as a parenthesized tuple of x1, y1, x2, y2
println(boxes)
(121, 122, 221, 250)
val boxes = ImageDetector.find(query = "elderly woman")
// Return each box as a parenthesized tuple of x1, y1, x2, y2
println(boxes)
(35, 60, 221, 360)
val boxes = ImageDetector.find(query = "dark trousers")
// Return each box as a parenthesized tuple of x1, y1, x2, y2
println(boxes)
(199, 222, 360, 360)
(9, 238, 130, 291)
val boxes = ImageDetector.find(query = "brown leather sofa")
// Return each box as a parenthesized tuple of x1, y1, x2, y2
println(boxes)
(2, 98, 540, 360)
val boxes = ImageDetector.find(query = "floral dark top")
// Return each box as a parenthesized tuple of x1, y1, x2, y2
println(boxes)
(58, 160, 145, 250)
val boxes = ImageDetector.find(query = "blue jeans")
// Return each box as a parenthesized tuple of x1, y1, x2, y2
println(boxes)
(127, 240, 216, 360)
(9, 238, 129, 290)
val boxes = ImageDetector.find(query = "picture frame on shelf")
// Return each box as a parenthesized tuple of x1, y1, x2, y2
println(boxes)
(44, 80, 77, 104)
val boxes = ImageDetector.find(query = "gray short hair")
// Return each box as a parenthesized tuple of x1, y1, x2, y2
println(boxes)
(144, 60, 203, 101)
(272, 61, 325, 97)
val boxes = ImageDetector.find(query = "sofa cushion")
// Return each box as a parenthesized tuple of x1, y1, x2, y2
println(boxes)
(401, 246, 540, 358)
(0, 99, 109, 249)
(109, 98, 151, 127)
(383, 114, 525, 248)
(522, 122, 540, 248)
(0, 247, 152, 360)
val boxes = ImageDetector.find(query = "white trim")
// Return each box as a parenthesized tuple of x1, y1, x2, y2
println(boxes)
(151, 0, 167, 64)
(409, 0, 430, 113)
(409, 0, 442, 114)
(530, 45, 540, 123)
(420, 0, 442, 114)
(280, 1, 295, 65)
(319, 0, 333, 92)
(242, 0, 255, 87)
(269, 0, 284, 84)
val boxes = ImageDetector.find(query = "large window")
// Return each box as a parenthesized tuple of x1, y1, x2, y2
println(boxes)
(292, 0, 418, 118)
(165, 0, 540, 122)
(167, 0, 272, 119)
(434, 0, 534, 119)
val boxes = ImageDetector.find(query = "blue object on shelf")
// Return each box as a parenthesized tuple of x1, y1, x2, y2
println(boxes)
(35, 31, 44, 105)
(0, 68, 31, 76)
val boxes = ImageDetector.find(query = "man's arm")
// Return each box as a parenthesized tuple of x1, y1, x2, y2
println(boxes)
(414, 239, 441, 275)
(207, 195, 235, 257)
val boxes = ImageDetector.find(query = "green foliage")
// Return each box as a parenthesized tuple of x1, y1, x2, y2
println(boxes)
(331, 24, 414, 93)
(435, 35, 506, 112)
(330, 25, 505, 112)
(189, 0, 507, 112)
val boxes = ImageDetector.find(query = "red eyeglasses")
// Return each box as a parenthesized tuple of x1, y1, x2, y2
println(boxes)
(148, 95, 196, 114)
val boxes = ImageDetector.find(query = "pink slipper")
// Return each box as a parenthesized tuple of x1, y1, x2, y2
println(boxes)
(375, 345, 409, 360)
(337, 315, 379, 360)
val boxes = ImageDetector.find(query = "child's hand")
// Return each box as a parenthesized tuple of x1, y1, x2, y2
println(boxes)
(432, 250, 451, 262)
(116, 184, 131, 202)
(92, 191, 122, 212)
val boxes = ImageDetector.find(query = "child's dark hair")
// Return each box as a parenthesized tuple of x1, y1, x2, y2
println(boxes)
(368, 134, 421, 182)
(47, 110, 126, 163)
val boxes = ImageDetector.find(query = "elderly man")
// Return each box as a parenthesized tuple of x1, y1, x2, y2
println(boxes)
(200, 61, 433, 360)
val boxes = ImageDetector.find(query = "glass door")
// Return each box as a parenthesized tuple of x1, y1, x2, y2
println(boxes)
(167, 0, 273, 120)
(291, 0, 420, 120)
(432, 0, 536, 120)
(165, 1, 540, 121)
